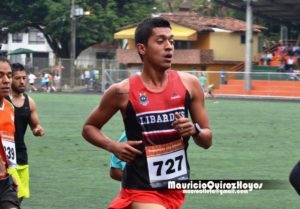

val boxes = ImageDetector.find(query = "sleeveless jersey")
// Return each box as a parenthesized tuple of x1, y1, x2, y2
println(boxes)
(6, 94, 30, 165)
(0, 99, 15, 179)
(122, 70, 191, 190)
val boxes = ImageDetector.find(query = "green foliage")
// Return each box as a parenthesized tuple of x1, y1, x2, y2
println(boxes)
(154, 0, 221, 15)
(1, 0, 298, 60)
(115, 0, 155, 26)
(0, 0, 155, 58)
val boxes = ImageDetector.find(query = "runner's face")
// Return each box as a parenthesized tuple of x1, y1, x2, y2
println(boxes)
(12, 71, 27, 93)
(0, 61, 12, 98)
(142, 27, 174, 71)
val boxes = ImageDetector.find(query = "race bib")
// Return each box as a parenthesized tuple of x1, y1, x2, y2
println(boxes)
(146, 138, 188, 188)
(1, 132, 17, 168)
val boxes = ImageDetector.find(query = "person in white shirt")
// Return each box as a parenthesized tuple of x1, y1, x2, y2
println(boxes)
(28, 73, 37, 92)
(286, 57, 295, 71)
(43, 73, 50, 91)
(54, 73, 61, 92)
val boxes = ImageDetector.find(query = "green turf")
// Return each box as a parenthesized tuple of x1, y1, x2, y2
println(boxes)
(20, 93, 299, 209)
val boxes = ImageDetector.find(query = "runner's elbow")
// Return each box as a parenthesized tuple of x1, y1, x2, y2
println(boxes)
(201, 140, 212, 149)
(81, 125, 91, 140)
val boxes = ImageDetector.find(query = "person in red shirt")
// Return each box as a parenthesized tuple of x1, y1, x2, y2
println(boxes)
(82, 18, 212, 209)
(0, 57, 20, 209)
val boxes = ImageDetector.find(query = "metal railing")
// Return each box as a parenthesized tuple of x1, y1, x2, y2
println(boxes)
(23, 57, 300, 98)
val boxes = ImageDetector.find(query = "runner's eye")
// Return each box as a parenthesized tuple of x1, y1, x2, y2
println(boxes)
(157, 39, 163, 44)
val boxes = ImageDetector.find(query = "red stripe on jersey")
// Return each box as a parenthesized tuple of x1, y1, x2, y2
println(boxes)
(129, 70, 187, 145)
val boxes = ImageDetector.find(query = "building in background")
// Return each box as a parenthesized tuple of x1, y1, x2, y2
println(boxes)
(114, 10, 266, 85)
(77, 42, 117, 69)
(0, 27, 117, 87)
(1, 27, 55, 74)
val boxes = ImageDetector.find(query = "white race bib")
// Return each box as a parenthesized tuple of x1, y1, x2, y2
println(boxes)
(1, 132, 17, 168)
(146, 138, 188, 188)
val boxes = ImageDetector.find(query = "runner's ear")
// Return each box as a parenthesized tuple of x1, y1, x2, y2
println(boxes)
(137, 43, 146, 55)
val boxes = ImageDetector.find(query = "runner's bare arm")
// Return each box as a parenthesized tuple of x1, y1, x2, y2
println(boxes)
(28, 96, 45, 136)
(82, 81, 142, 162)
(0, 156, 6, 176)
(110, 167, 123, 181)
(178, 72, 212, 148)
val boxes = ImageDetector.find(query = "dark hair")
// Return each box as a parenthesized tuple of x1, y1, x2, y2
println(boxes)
(11, 63, 25, 76)
(0, 57, 10, 65)
(134, 17, 171, 46)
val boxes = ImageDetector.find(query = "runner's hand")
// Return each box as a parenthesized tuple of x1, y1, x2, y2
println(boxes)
(113, 141, 143, 163)
(172, 112, 195, 137)
(32, 125, 45, 136)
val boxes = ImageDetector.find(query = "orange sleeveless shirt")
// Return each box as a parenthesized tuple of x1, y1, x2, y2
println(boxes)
(0, 99, 15, 179)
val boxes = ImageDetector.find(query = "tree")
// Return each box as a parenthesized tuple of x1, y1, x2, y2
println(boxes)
(0, 0, 155, 58)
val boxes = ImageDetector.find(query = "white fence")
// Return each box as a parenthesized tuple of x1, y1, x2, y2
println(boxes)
(100, 70, 300, 98)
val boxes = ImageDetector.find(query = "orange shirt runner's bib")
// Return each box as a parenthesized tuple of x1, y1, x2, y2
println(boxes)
(0, 99, 16, 179)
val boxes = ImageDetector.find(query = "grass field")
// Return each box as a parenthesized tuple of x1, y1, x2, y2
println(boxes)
(20, 93, 299, 209)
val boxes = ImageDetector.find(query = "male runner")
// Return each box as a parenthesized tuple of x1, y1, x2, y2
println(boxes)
(82, 17, 212, 209)
(6, 63, 45, 203)
(0, 57, 20, 209)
